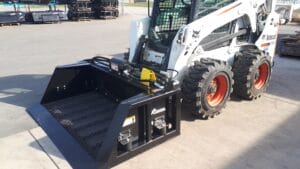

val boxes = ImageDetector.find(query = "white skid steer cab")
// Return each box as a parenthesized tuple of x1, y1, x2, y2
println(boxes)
(28, 0, 279, 168)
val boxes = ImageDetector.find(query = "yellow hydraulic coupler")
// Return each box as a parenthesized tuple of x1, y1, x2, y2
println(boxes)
(140, 68, 157, 94)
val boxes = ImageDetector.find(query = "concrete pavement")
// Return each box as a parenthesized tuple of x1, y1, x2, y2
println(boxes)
(0, 127, 72, 169)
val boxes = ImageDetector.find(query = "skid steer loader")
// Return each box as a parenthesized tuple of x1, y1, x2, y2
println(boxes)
(28, 0, 279, 168)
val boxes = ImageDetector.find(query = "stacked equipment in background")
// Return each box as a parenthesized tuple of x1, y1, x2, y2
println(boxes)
(67, 0, 118, 20)
(0, 0, 68, 24)
(26, 10, 68, 23)
(91, 0, 118, 19)
(67, 0, 93, 20)
(0, 0, 119, 25)
(0, 11, 26, 25)
(25, 3, 68, 23)
(0, 2, 26, 25)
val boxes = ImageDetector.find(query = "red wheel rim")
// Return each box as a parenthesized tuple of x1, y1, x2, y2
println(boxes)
(207, 75, 228, 107)
(254, 63, 269, 89)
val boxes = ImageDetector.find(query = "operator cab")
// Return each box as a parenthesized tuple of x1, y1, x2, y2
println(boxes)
(140, 0, 235, 70)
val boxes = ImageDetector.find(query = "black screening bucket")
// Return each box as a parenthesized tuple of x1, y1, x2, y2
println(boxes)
(28, 59, 181, 169)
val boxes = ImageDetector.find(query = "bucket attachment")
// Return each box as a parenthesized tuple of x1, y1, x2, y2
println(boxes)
(28, 57, 181, 169)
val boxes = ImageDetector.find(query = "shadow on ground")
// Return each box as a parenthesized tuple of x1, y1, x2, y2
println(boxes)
(222, 30, 299, 169)
(221, 107, 300, 169)
(0, 74, 50, 108)
(29, 136, 66, 160)
(267, 57, 300, 101)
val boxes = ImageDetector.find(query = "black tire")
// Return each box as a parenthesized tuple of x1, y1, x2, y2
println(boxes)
(232, 46, 272, 100)
(182, 58, 234, 119)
